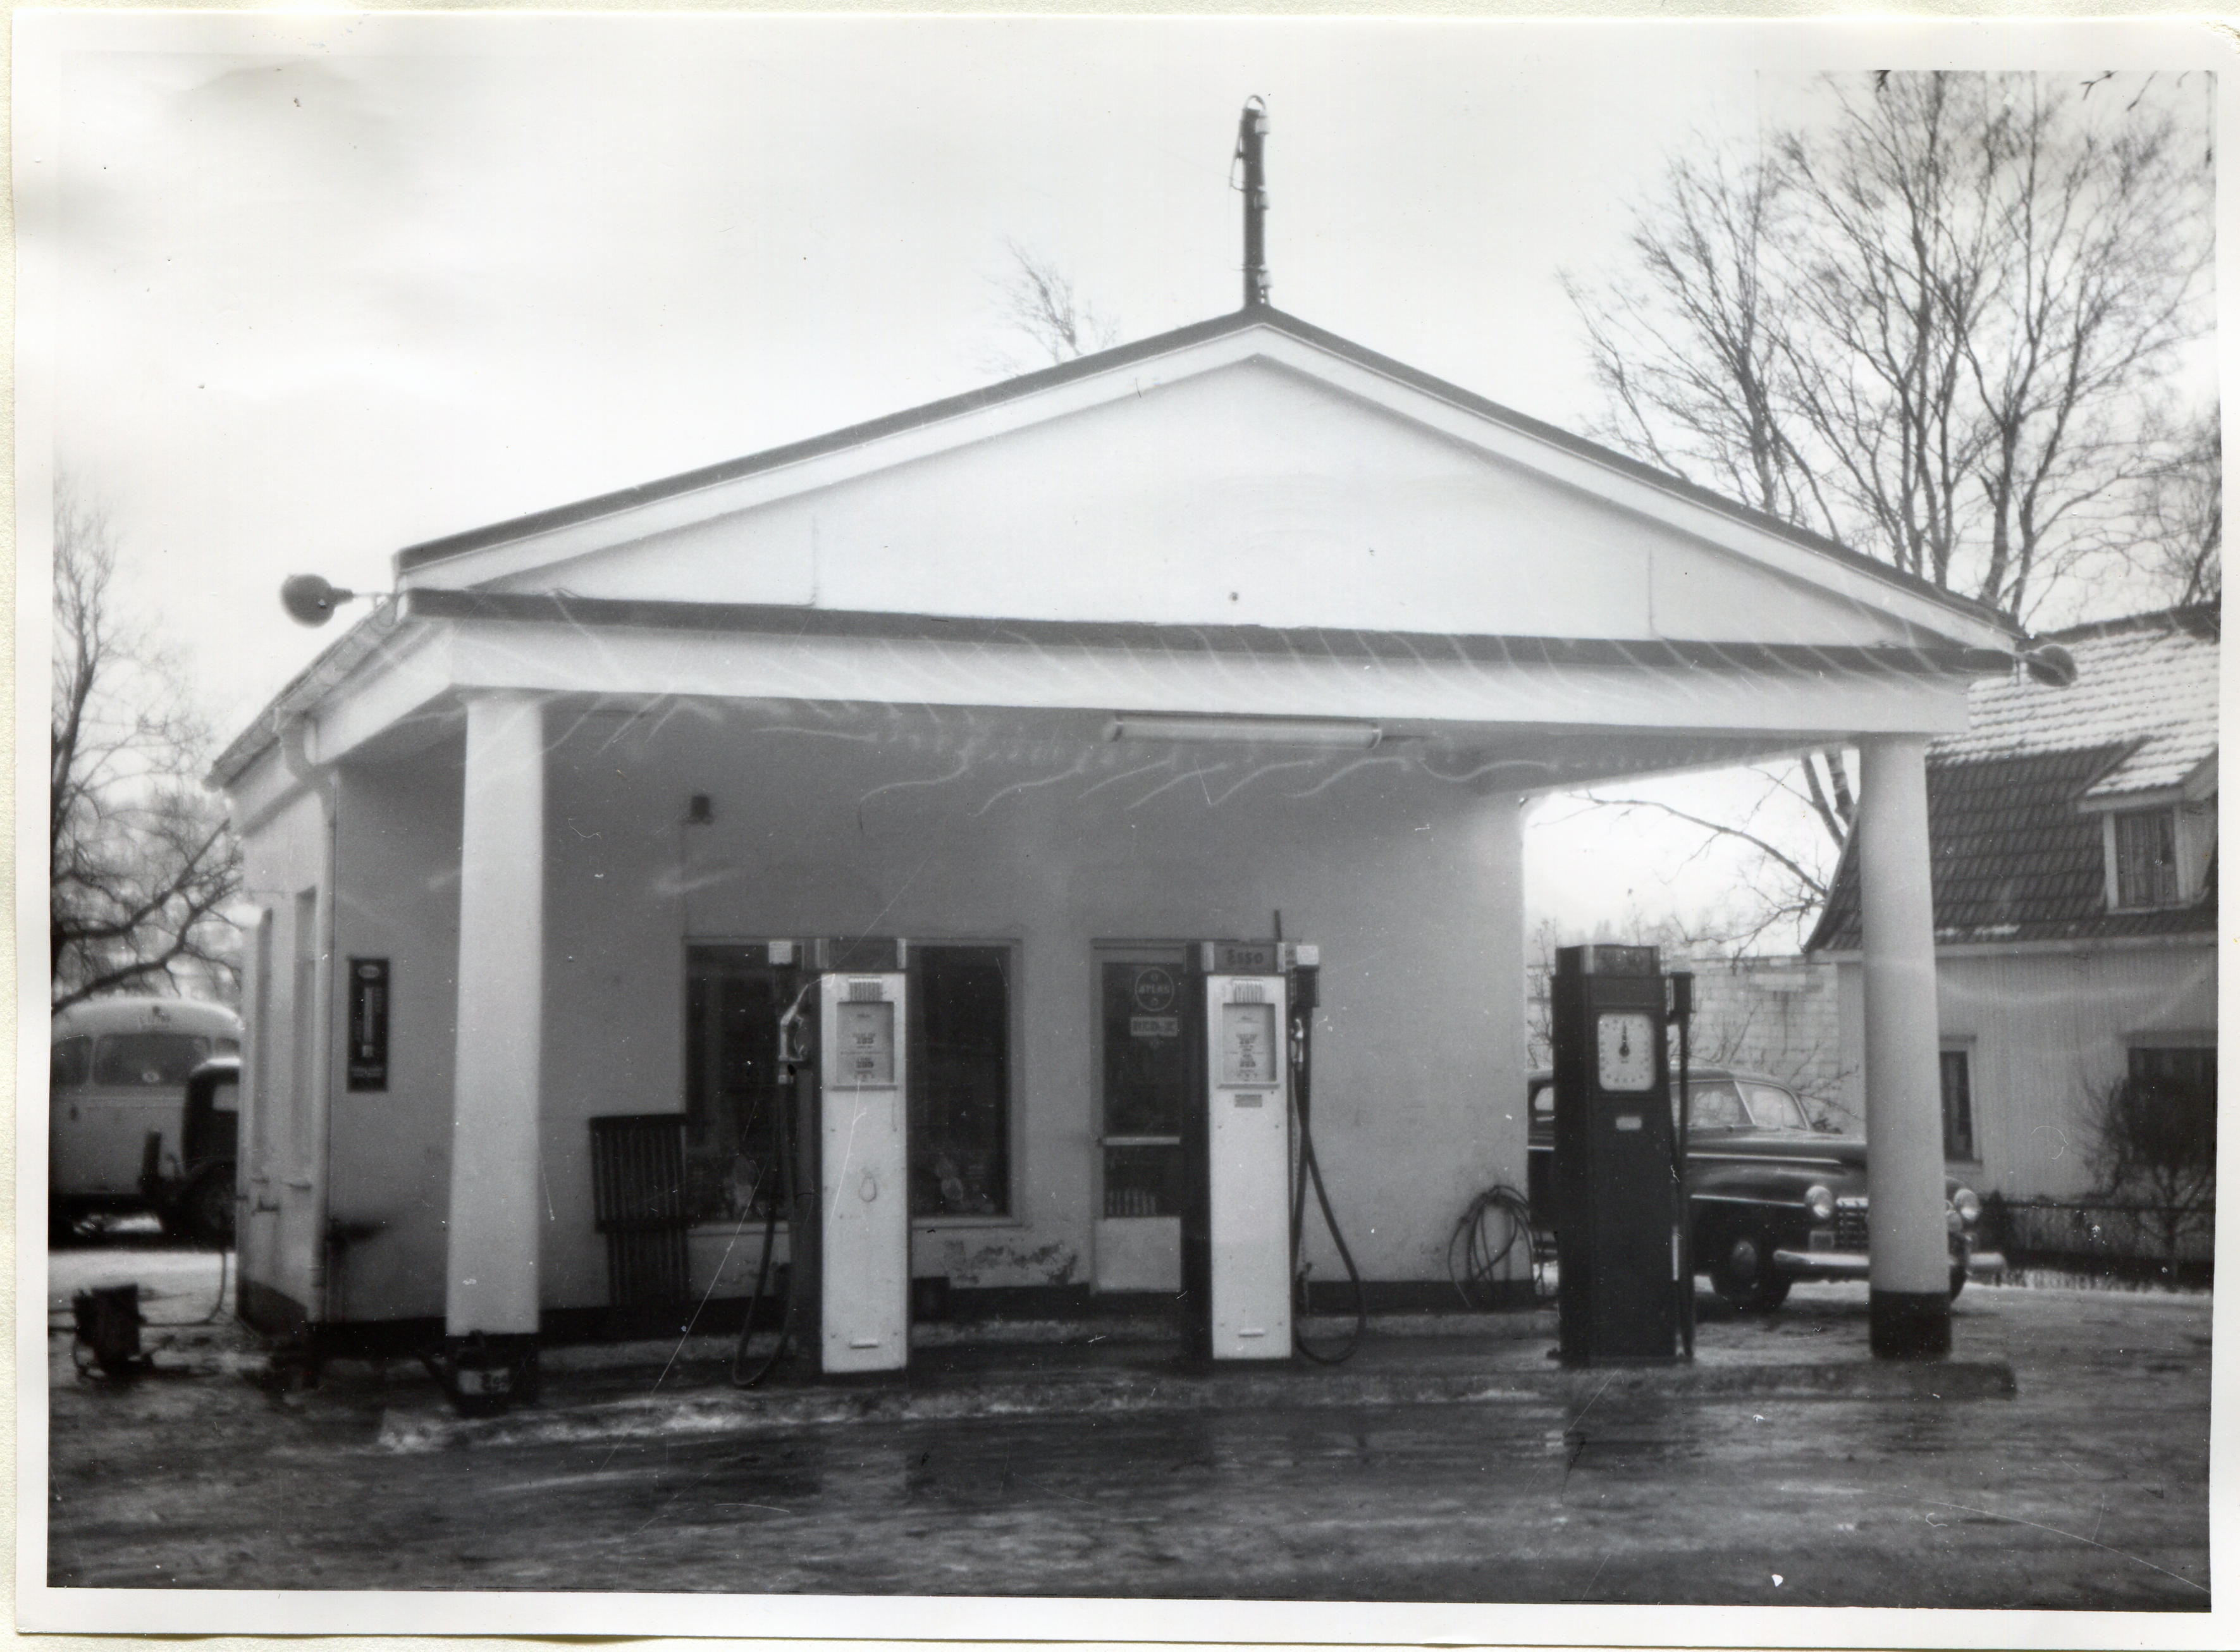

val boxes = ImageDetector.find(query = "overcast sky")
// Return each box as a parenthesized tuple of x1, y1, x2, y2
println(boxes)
(17, 13, 2228, 944)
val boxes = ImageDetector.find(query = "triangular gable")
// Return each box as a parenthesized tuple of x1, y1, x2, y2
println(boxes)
(396, 309, 2018, 660)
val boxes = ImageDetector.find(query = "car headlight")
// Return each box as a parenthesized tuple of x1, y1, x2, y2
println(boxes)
(1805, 1183, 1835, 1223)
(1952, 1187, 1981, 1226)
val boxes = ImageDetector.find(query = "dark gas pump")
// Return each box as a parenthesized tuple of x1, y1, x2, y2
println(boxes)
(735, 939, 912, 1384)
(1549, 944, 1694, 1365)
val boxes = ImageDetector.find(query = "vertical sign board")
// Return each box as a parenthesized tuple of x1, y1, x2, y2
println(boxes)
(817, 973, 909, 1374)
(347, 959, 390, 1092)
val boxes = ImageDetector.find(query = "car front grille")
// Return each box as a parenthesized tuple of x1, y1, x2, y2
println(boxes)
(1834, 1201, 1869, 1251)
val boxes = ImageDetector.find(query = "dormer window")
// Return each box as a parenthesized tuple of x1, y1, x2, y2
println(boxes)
(2113, 808, 2180, 908)
(2102, 798, 2214, 911)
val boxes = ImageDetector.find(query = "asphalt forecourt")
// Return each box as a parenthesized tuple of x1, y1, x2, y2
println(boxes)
(46, 1273, 2208, 1607)
(370, 1305, 2018, 1453)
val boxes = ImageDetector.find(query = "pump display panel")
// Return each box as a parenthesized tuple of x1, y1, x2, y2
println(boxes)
(833, 996, 895, 1087)
(1218, 997, 1280, 1088)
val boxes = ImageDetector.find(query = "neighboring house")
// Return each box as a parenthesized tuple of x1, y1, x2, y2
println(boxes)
(1809, 606, 2218, 1200)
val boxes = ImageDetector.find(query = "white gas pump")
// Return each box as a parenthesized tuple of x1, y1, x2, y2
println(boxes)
(741, 941, 913, 1384)
(1182, 940, 1311, 1364)
(805, 963, 911, 1375)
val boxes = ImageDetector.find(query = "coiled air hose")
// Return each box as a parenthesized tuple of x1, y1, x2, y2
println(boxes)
(1446, 1182, 1544, 1309)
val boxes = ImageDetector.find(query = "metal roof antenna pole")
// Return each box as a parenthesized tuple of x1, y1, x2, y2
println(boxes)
(1237, 97, 1271, 309)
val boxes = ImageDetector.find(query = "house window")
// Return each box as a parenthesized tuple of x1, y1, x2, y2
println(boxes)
(2128, 1044, 2215, 1095)
(2114, 808, 2181, 908)
(1940, 1048, 1975, 1162)
(683, 942, 1013, 1228)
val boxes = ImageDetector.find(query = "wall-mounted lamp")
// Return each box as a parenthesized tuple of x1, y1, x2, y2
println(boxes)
(686, 793, 715, 825)
(280, 574, 372, 628)
(2023, 643, 2078, 687)
(1105, 714, 1382, 749)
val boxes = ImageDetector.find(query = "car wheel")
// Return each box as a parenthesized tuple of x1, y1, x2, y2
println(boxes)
(1710, 1228, 1789, 1310)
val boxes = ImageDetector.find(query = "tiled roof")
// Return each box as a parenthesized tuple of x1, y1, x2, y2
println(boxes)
(1938, 607, 2218, 776)
(1808, 607, 2218, 952)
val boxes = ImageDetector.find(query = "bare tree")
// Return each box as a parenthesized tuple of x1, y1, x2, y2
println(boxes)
(1573, 71, 2212, 622)
(51, 477, 240, 1011)
(985, 239, 1121, 374)
(1563, 72, 2211, 948)
(1565, 152, 1828, 533)
(2126, 412, 2222, 606)
(1568, 752, 1857, 952)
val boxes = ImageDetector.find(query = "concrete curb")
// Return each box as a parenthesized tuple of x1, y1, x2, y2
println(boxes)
(374, 1356, 2016, 1455)
(533, 1310, 1562, 1371)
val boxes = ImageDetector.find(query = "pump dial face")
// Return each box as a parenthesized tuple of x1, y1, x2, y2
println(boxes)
(1597, 1012, 1656, 1092)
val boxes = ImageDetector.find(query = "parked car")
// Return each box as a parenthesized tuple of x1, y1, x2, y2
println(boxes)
(50, 996, 242, 1242)
(1527, 1067, 1997, 1309)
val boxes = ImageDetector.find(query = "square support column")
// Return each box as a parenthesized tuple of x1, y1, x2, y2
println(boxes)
(1855, 735, 1950, 1358)
(445, 691, 546, 1340)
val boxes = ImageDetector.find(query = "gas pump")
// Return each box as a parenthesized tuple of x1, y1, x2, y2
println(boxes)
(1180, 940, 1318, 1364)
(1549, 944, 1685, 1364)
(744, 940, 912, 1380)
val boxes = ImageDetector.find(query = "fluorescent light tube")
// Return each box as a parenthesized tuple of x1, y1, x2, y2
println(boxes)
(1105, 715, 1382, 748)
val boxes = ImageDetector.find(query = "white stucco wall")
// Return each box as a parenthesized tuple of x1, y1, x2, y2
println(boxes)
(241, 699, 1532, 1326)
(233, 782, 331, 1326)
(1835, 941, 2217, 1198)
(323, 748, 466, 1322)
(524, 702, 1530, 1310)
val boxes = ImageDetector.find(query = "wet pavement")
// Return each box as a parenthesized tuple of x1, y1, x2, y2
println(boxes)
(39, 1245, 2212, 1610)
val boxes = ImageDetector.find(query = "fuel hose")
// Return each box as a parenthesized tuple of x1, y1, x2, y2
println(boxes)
(732, 977, 818, 1388)
(1288, 981, 1364, 1364)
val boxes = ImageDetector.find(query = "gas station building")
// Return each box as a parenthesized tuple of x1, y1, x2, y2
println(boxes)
(212, 305, 2026, 1365)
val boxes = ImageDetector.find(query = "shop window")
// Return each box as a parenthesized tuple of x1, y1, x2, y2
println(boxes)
(2113, 808, 2181, 909)
(684, 942, 1014, 1228)
(908, 946, 1011, 1217)
(1940, 1048, 1975, 1162)
(684, 948, 785, 1227)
